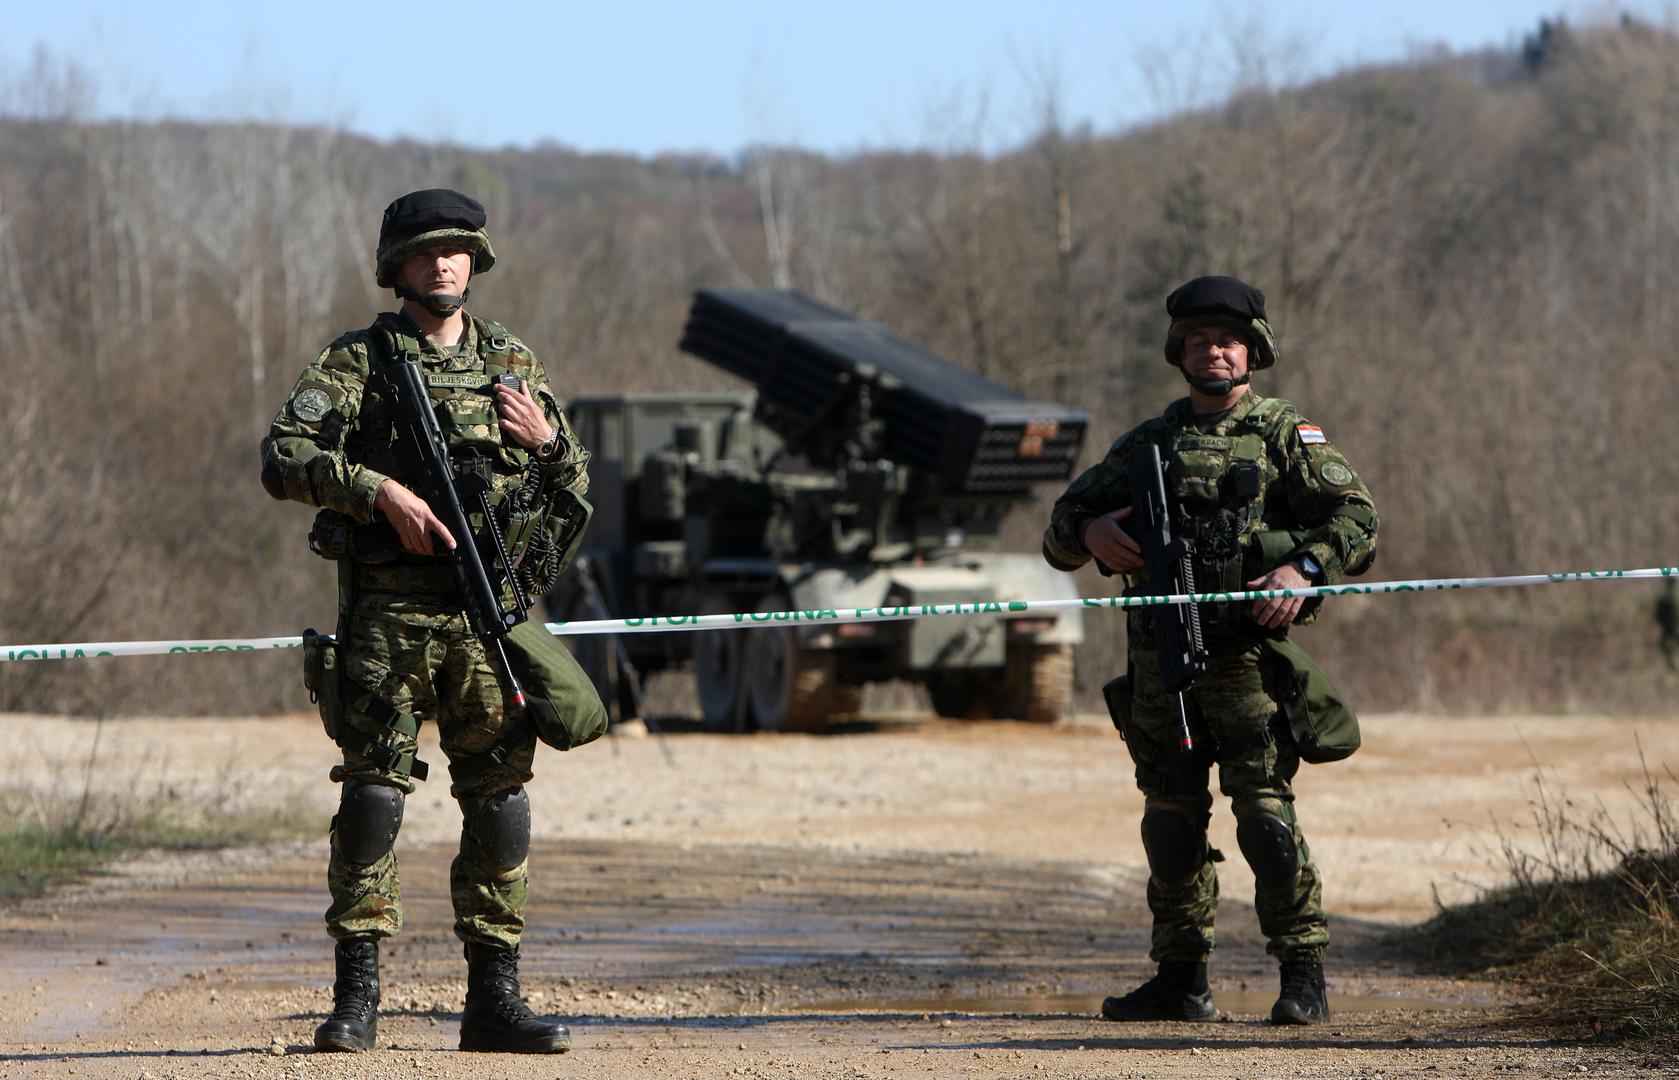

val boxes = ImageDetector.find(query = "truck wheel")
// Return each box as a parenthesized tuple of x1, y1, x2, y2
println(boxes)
(743, 598, 861, 731)
(994, 643, 1075, 724)
(926, 674, 980, 720)
(693, 594, 745, 731)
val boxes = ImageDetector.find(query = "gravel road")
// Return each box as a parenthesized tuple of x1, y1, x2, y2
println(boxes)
(2, 709, 1675, 1078)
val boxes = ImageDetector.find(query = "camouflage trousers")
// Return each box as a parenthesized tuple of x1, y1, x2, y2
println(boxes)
(324, 576, 538, 949)
(1118, 629, 1328, 965)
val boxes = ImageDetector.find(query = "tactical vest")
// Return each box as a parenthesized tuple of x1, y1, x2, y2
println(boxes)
(311, 313, 545, 568)
(357, 312, 533, 486)
(1141, 397, 1305, 635)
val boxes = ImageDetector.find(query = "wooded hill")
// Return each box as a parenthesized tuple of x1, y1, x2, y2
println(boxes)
(2, 17, 1675, 716)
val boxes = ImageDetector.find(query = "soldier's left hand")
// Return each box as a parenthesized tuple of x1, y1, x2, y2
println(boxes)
(1247, 565, 1311, 629)
(494, 379, 553, 452)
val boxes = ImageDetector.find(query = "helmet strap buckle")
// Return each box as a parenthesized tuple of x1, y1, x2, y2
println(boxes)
(396, 285, 469, 318)
(1184, 371, 1249, 396)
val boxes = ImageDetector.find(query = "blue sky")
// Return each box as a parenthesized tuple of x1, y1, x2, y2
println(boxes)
(2, 1, 1664, 157)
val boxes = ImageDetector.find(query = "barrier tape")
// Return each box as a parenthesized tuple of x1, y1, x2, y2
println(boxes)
(2, 566, 1673, 662)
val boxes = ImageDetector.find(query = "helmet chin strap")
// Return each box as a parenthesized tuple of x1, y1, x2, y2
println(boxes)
(1184, 370, 1250, 396)
(396, 285, 469, 318)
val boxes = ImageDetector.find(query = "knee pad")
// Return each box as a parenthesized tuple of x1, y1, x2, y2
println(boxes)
(472, 786, 531, 872)
(336, 782, 405, 866)
(1140, 809, 1208, 885)
(1237, 812, 1299, 890)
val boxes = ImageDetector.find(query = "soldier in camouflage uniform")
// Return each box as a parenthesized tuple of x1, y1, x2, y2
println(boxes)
(1043, 276, 1378, 1026)
(261, 189, 588, 1054)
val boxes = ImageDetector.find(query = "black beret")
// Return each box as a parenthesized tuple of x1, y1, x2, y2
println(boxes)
(379, 189, 487, 247)
(1165, 276, 1267, 323)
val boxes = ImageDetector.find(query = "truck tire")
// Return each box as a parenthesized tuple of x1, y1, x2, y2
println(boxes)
(743, 596, 862, 731)
(926, 674, 982, 720)
(693, 593, 745, 731)
(929, 644, 1074, 723)
(994, 642, 1075, 724)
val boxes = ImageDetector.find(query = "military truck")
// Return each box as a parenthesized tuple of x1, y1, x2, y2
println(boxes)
(552, 289, 1090, 730)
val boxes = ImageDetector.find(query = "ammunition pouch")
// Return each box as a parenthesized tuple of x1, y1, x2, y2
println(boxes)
(302, 628, 345, 740)
(1260, 638, 1360, 763)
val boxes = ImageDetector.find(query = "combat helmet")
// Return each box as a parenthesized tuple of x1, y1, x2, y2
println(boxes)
(1162, 276, 1278, 392)
(375, 188, 496, 316)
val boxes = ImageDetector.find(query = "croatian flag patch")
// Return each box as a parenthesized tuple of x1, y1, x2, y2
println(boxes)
(1296, 424, 1326, 444)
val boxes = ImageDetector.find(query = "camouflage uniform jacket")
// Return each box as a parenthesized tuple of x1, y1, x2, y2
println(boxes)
(260, 311, 589, 564)
(1042, 392, 1377, 636)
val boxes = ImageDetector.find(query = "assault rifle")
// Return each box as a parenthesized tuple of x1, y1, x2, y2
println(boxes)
(1124, 442, 1208, 751)
(381, 359, 531, 710)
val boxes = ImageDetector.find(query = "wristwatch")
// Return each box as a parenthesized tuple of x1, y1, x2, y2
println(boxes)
(535, 429, 561, 462)
(1295, 553, 1323, 582)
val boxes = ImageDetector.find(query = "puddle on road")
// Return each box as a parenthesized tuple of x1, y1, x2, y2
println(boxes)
(793, 990, 1493, 1017)
(2, 883, 321, 1045)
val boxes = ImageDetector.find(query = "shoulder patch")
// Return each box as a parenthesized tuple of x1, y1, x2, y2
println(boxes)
(290, 385, 334, 423)
(1319, 460, 1354, 487)
(1296, 424, 1326, 445)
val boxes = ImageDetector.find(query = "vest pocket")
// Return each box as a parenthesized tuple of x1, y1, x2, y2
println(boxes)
(438, 396, 504, 455)
(1171, 449, 1227, 506)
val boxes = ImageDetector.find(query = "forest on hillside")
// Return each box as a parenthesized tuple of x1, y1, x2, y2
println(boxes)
(1, 17, 1676, 716)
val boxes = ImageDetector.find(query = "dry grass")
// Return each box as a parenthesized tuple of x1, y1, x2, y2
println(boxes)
(1395, 742, 1679, 1043)
(0, 716, 319, 900)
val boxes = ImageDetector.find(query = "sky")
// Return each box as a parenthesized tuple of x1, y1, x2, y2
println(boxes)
(2, 1, 1669, 158)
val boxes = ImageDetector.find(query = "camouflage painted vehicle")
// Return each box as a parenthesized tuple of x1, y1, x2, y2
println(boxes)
(552, 290, 1090, 730)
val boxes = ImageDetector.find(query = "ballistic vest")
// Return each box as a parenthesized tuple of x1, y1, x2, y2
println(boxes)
(355, 312, 535, 486)
(1137, 396, 1306, 635)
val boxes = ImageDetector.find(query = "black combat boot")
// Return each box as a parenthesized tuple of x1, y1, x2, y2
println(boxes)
(314, 937, 380, 1052)
(1271, 959, 1330, 1025)
(1100, 961, 1216, 1021)
(459, 943, 571, 1053)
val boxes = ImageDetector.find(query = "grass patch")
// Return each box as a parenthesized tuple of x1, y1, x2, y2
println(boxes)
(0, 806, 317, 901)
(1, 716, 321, 901)
(1393, 745, 1678, 1043)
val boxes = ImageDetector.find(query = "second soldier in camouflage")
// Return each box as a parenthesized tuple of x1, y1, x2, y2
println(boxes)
(1044, 275, 1378, 1026)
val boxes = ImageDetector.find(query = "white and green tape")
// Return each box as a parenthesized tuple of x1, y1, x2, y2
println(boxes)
(3, 565, 1674, 662)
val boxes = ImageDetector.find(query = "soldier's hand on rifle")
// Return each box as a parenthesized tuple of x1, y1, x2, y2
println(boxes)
(1247, 564, 1310, 629)
(1084, 508, 1144, 573)
(494, 379, 553, 453)
(374, 479, 457, 556)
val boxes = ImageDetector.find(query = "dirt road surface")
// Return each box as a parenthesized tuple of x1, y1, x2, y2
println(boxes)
(3, 709, 1677, 1079)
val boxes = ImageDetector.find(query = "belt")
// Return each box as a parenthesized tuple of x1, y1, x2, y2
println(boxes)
(354, 562, 459, 593)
